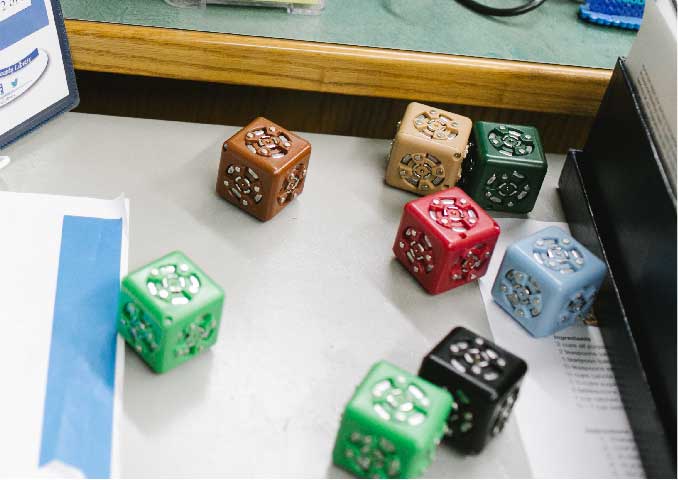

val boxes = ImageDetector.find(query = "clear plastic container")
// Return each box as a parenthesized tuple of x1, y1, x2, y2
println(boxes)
(164, 0, 324, 15)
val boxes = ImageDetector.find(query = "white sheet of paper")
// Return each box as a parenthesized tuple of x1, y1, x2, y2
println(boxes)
(0, 191, 128, 477)
(478, 218, 644, 478)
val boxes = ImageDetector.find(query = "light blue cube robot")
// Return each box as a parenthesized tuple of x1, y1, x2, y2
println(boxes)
(491, 227, 607, 337)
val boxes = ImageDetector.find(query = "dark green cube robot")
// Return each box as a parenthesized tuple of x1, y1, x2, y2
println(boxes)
(461, 122, 547, 214)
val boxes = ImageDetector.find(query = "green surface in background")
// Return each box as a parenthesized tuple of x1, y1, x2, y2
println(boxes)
(62, 0, 636, 69)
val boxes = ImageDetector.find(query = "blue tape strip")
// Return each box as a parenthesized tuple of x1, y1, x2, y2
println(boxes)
(39, 216, 122, 478)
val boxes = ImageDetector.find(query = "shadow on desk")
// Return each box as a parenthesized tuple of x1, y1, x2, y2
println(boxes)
(73, 71, 593, 154)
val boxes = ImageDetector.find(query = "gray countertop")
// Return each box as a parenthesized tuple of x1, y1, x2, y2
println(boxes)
(1, 113, 567, 477)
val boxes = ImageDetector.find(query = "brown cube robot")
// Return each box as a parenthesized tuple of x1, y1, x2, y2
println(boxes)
(385, 102, 472, 196)
(216, 117, 311, 221)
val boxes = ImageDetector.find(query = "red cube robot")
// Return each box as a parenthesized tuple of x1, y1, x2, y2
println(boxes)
(393, 187, 501, 294)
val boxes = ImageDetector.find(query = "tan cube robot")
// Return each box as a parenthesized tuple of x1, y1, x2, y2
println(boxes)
(385, 102, 472, 195)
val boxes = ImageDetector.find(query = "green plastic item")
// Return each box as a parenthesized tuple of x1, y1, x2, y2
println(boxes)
(332, 361, 452, 478)
(461, 122, 547, 214)
(117, 251, 224, 373)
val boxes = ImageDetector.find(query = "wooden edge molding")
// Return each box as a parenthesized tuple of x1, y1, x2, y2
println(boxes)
(64, 20, 611, 116)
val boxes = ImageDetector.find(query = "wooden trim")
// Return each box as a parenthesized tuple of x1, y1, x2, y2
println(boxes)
(65, 20, 610, 116)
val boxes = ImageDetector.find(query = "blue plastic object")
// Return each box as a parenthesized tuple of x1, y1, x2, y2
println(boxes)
(579, 0, 645, 30)
(491, 226, 607, 337)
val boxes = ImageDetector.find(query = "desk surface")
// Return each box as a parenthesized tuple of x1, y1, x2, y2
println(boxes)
(63, 0, 634, 69)
(2, 113, 566, 477)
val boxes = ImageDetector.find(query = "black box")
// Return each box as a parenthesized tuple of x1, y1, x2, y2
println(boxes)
(558, 59, 676, 477)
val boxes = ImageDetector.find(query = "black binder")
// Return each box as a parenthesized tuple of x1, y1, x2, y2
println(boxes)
(559, 59, 676, 478)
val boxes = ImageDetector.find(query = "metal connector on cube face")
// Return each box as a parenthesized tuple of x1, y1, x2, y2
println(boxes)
(419, 326, 527, 453)
(216, 117, 311, 221)
(386, 102, 473, 196)
(491, 226, 608, 337)
(462, 122, 547, 214)
(393, 187, 500, 295)
(332, 361, 453, 478)
(116, 251, 225, 373)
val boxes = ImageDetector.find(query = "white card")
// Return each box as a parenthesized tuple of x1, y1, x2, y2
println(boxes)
(0, 0, 78, 147)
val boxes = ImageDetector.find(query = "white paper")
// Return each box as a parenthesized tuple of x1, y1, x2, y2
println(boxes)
(478, 218, 644, 478)
(0, 191, 127, 477)
(625, 0, 677, 187)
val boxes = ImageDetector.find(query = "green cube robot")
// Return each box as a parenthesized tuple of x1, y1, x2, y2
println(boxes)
(332, 361, 452, 478)
(461, 122, 547, 214)
(117, 251, 224, 373)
